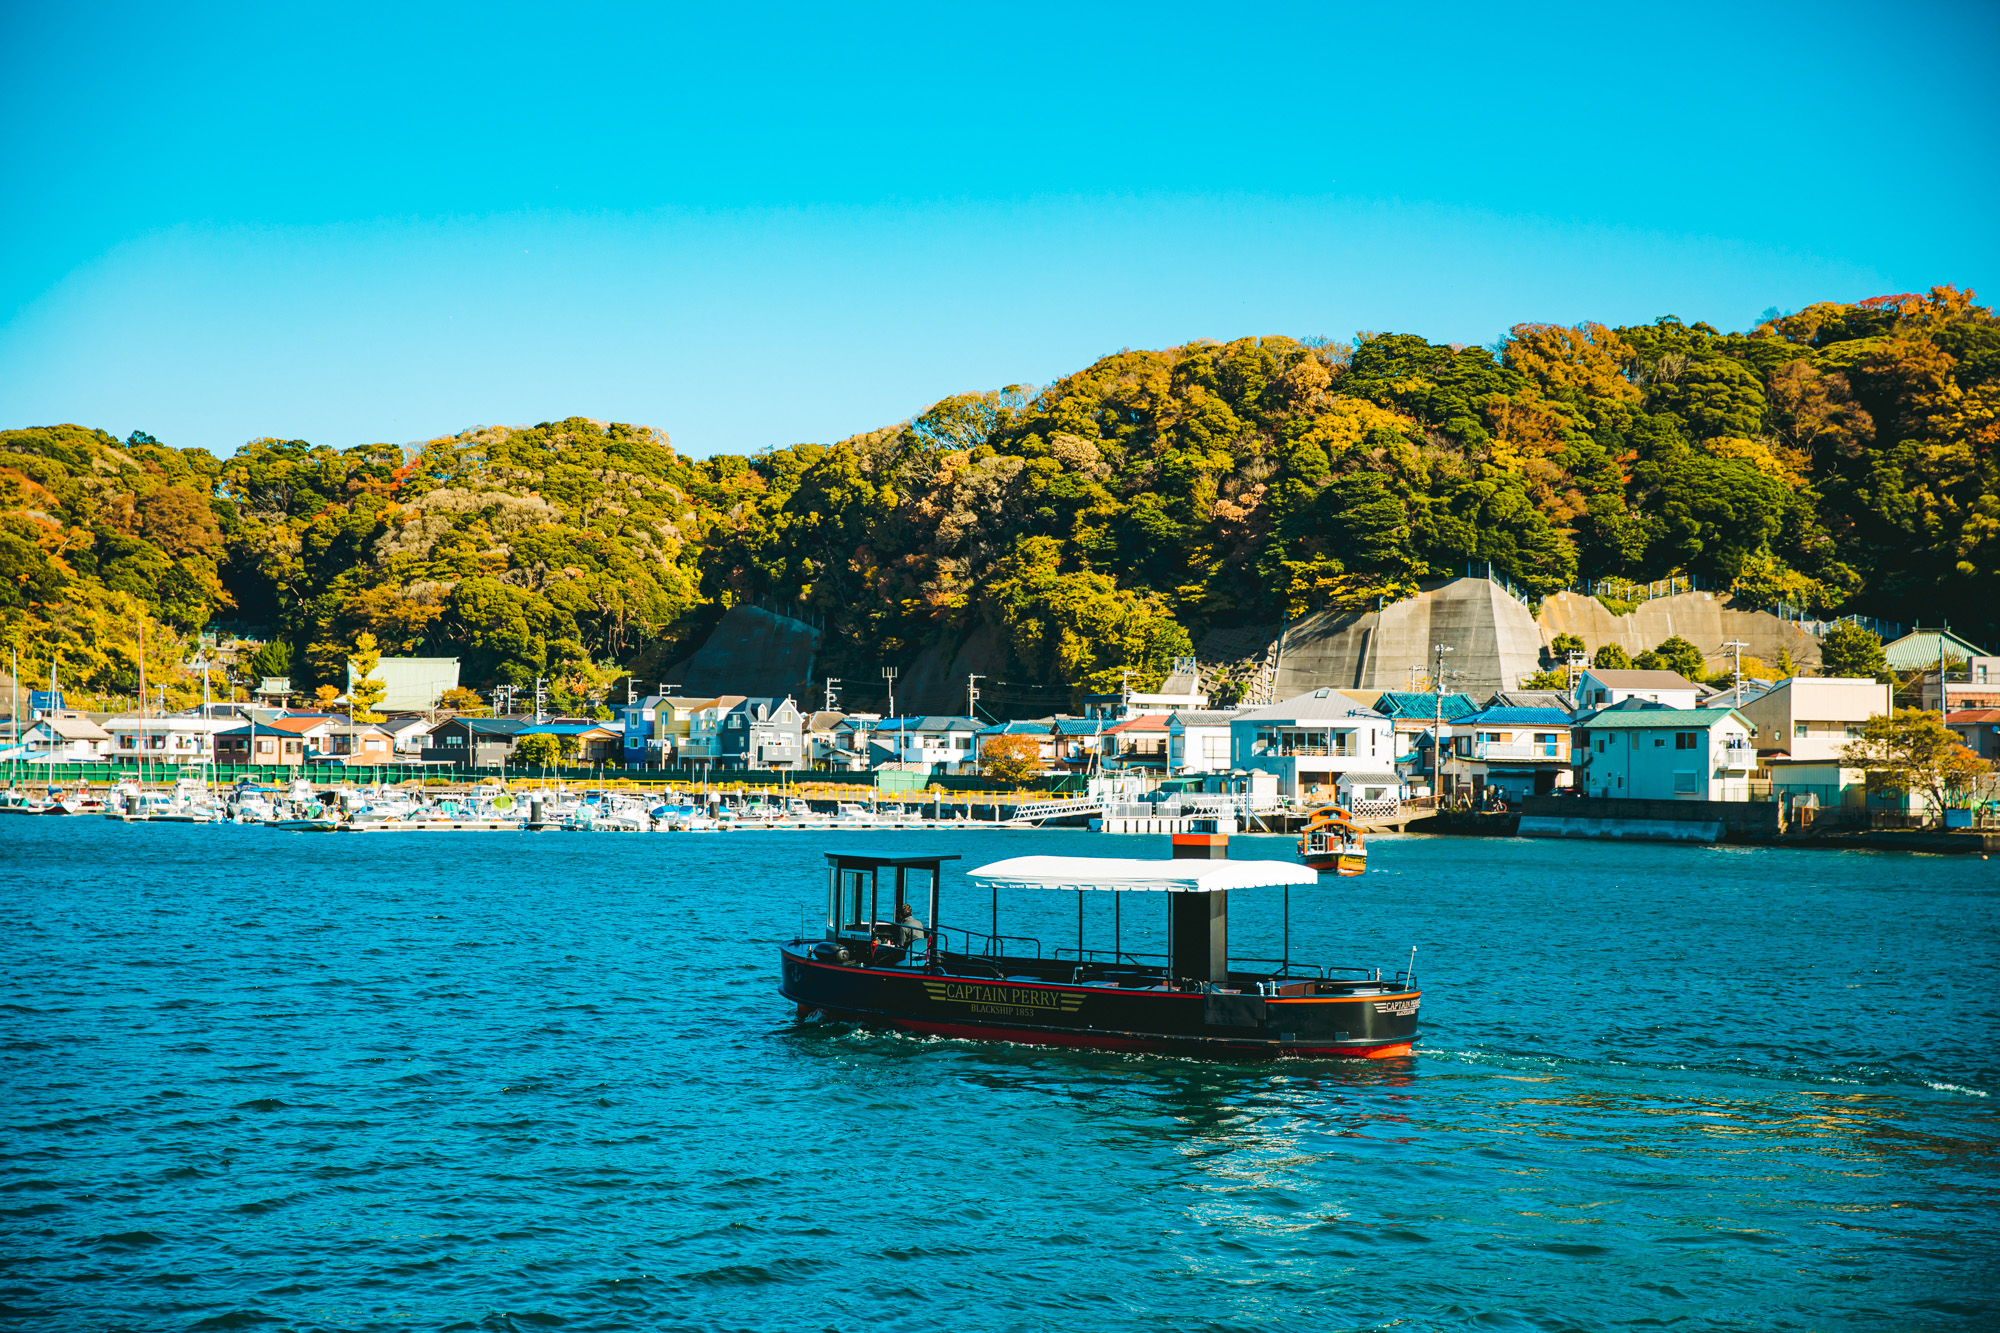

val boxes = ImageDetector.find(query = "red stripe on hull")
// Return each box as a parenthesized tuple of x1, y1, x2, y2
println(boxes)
(852, 1014, 1414, 1060)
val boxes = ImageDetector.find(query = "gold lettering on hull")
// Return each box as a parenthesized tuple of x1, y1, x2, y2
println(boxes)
(923, 981, 1085, 1018)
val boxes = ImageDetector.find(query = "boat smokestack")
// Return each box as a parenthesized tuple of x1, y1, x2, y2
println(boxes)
(1171, 833, 1227, 860)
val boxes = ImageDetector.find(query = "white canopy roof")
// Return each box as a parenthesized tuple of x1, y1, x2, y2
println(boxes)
(968, 855, 1317, 893)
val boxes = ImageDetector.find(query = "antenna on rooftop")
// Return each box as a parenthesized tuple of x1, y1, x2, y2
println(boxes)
(881, 666, 898, 720)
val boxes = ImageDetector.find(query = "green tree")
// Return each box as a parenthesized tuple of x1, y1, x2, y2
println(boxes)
(1650, 636, 1708, 681)
(1819, 622, 1887, 680)
(1592, 644, 1632, 670)
(245, 637, 294, 683)
(514, 733, 573, 767)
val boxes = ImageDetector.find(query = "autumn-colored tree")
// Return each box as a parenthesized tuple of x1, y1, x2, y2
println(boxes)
(1841, 708, 1989, 821)
(348, 632, 386, 722)
(438, 686, 486, 714)
(980, 733, 1043, 782)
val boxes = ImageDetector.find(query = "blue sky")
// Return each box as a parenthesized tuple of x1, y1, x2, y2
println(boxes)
(2, 1, 1994, 458)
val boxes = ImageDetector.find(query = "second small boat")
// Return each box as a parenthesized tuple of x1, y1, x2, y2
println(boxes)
(1298, 803, 1366, 876)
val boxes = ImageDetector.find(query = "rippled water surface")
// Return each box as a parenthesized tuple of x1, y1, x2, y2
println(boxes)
(3, 819, 1996, 1331)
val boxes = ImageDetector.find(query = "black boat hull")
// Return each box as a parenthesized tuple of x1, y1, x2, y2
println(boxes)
(779, 946, 1419, 1059)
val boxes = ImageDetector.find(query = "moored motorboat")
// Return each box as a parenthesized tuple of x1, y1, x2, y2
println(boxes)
(1298, 803, 1366, 876)
(780, 836, 1419, 1059)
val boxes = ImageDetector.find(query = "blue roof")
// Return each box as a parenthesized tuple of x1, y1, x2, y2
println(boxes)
(1458, 707, 1576, 727)
(516, 722, 607, 736)
(848, 715, 982, 732)
(1372, 691, 1479, 720)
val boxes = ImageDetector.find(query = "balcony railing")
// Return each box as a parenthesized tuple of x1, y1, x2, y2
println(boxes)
(1717, 743, 1757, 769)
(1471, 742, 1565, 761)
(1256, 746, 1357, 758)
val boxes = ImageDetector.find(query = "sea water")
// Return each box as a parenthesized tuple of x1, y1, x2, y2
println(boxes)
(2, 820, 1994, 1331)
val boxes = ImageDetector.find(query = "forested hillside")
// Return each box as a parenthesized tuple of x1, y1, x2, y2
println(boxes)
(3, 285, 1995, 709)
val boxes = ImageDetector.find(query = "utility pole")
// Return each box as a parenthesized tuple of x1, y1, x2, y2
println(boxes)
(1722, 640, 1749, 687)
(966, 673, 983, 720)
(824, 677, 841, 713)
(1432, 643, 1454, 800)
(881, 666, 898, 720)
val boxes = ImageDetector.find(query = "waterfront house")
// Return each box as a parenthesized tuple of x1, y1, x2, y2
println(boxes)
(1574, 668, 1703, 711)
(21, 713, 111, 763)
(1165, 710, 1238, 776)
(861, 716, 983, 774)
(1367, 690, 1480, 795)
(1735, 675, 1891, 808)
(622, 693, 674, 765)
(680, 696, 747, 769)
(717, 697, 806, 770)
(214, 714, 336, 767)
(1334, 771, 1404, 814)
(1738, 676, 1890, 761)
(379, 714, 433, 756)
(1228, 690, 1394, 798)
(1884, 628, 1992, 710)
(816, 712, 879, 771)
(1946, 708, 2000, 762)
(802, 710, 846, 766)
(320, 721, 396, 765)
(972, 717, 1110, 773)
(103, 713, 233, 764)
(421, 716, 531, 770)
(1102, 714, 1169, 774)
(1573, 705, 1758, 800)
(1441, 705, 1576, 801)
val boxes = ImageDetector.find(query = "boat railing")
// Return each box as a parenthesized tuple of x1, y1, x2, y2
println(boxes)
(929, 924, 1043, 961)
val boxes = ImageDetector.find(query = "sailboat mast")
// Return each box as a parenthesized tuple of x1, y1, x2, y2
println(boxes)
(137, 615, 147, 796)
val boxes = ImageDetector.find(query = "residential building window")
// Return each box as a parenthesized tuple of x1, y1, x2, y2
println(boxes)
(1795, 723, 1809, 737)
(1654, 737, 1666, 747)
(1673, 770, 1699, 794)
(1676, 732, 1697, 750)
(1845, 725, 1863, 739)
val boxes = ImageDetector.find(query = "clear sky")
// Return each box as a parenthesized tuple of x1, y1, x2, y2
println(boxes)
(3, 1, 1995, 459)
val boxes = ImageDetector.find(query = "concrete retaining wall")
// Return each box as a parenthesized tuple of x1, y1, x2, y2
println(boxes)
(1518, 794, 1781, 842)
(1538, 591, 1822, 674)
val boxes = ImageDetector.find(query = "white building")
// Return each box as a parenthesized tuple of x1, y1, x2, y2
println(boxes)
(1574, 705, 1758, 800)
(103, 714, 236, 764)
(379, 715, 435, 756)
(1081, 658, 1210, 720)
(1166, 710, 1237, 776)
(1738, 676, 1892, 762)
(1228, 690, 1395, 798)
(23, 713, 111, 763)
(867, 717, 983, 774)
(1575, 668, 1703, 711)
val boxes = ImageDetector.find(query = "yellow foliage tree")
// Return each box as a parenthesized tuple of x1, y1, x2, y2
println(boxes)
(348, 632, 386, 722)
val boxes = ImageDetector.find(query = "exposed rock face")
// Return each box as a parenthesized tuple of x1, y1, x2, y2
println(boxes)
(667, 605, 820, 702)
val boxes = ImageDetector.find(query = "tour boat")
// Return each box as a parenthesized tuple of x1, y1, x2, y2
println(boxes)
(1298, 803, 1367, 876)
(779, 836, 1420, 1059)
